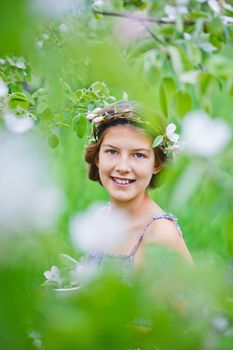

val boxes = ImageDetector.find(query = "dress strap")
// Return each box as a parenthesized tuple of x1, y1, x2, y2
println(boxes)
(129, 213, 182, 258)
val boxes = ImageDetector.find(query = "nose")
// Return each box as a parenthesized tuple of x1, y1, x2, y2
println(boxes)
(115, 155, 131, 174)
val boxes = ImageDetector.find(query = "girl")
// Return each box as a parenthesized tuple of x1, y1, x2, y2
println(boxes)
(85, 101, 192, 267)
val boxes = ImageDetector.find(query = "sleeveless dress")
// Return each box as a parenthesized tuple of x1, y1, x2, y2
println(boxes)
(86, 213, 183, 350)
(87, 213, 183, 284)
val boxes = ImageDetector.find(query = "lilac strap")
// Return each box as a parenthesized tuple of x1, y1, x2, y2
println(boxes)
(129, 213, 182, 258)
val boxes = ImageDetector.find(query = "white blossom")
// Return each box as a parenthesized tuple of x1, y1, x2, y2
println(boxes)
(32, 0, 81, 17)
(182, 111, 231, 157)
(165, 4, 188, 20)
(211, 315, 229, 332)
(0, 58, 6, 64)
(4, 112, 34, 134)
(123, 92, 128, 101)
(221, 16, 233, 25)
(208, 0, 221, 14)
(180, 71, 199, 84)
(28, 331, 42, 349)
(198, 42, 217, 53)
(70, 261, 98, 285)
(15, 58, 26, 69)
(36, 40, 43, 49)
(70, 203, 129, 253)
(0, 79, 8, 97)
(183, 32, 191, 40)
(0, 133, 64, 233)
(115, 17, 147, 44)
(43, 33, 49, 40)
(44, 265, 62, 284)
(59, 23, 67, 32)
(166, 123, 180, 143)
(94, 0, 103, 7)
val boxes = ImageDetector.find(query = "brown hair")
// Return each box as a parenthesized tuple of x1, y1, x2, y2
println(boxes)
(84, 114, 167, 189)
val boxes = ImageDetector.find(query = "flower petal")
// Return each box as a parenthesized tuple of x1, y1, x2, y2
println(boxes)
(166, 123, 176, 136)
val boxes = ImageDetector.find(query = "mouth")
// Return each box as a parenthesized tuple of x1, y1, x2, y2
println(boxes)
(111, 176, 135, 187)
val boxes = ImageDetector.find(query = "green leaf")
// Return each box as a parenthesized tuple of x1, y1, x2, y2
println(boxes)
(75, 89, 85, 101)
(159, 77, 176, 117)
(8, 92, 29, 109)
(210, 17, 224, 37)
(159, 84, 167, 117)
(91, 82, 109, 97)
(48, 134, 59, 149)
(73, 114, 87, 138)
(174, 91, 192, 118)
(127, 38, 157, 60)
(152, 135, 164, 148)
(55, 122, 70, 129)
(209, 33, 222, 49)
(62, 81, 76, 104)
(36, 100, 48, 114)
(198, 72, 212, 95)
(167, 46, 183, 76)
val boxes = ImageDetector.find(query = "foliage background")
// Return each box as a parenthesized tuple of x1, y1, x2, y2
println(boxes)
(0, 0, 233, 349)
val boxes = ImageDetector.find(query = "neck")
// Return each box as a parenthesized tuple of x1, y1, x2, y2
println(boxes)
(110, 192, 154, 220)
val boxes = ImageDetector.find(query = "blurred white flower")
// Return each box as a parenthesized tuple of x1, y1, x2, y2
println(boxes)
(4, 112, 34, 134)
(123, 92, 128, 101)
(176, 0, 189, 5)
(223, 3, 233, 12)
(43, 33, 49, 40)
(166, 123, 180, 143)
(0, 79, 8, 97)
(0, 133, 64, 233)
(36, 40, 43, 49)
(208, 0, 221, 14)
(115, 17, 147, 44)
(182, 111, 231, 157)
(212, 315, 229, 332)
(59, 23, 67, 32)
(165, 4, 188, 19)
(70, 203, 129, 253)
(166, 142, 185, 155)
(28, 331, 42, 349)
(221, 16, 233, 24)
(94, 0, 103, 7)
(0, 58, 6, 64)
(183, 32, 191, 40)
(70, 261, 98, 285)
(198, 42, 217, 52)
(32, 0, 80, 17)
(180, 71, 199, 84)
(44, 265, 62, 284)
(86, 112, 96, 120)
(93, 116, 103, 124)
(15, 58, 26, 69)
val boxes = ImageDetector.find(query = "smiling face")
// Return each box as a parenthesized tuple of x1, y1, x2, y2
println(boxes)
(96, 124, 158, 205)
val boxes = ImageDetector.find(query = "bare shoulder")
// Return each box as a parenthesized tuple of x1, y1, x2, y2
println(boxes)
(144, 217, 193, 263)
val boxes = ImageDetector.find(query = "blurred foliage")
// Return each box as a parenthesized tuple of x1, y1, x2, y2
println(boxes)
(1, 0, 233, 349)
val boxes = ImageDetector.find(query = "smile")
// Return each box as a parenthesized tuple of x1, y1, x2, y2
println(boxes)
(111, 177, 135, 186)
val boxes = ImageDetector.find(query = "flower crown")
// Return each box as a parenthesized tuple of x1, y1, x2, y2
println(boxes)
(86, 98, 183, 156)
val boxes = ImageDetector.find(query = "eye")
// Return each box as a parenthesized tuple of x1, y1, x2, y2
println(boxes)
(134, 152, 145, 159)
(106, 149, 117, 155)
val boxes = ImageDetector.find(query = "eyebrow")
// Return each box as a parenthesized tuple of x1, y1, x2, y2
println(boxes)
(102, 144, 151, 153)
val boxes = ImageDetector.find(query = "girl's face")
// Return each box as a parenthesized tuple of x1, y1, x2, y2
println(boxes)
(97, 124, 157, 205)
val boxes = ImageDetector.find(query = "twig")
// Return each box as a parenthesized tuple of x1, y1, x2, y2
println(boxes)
(93, 9, 195, 26)
(140, 22, 164, 45)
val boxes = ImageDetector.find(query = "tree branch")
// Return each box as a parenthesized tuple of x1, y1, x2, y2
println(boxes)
(93, 9, 195, 26)
(140, 22, 165, 45)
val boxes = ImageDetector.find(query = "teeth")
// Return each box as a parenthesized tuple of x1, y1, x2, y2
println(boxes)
(114, 178, 130, 184)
